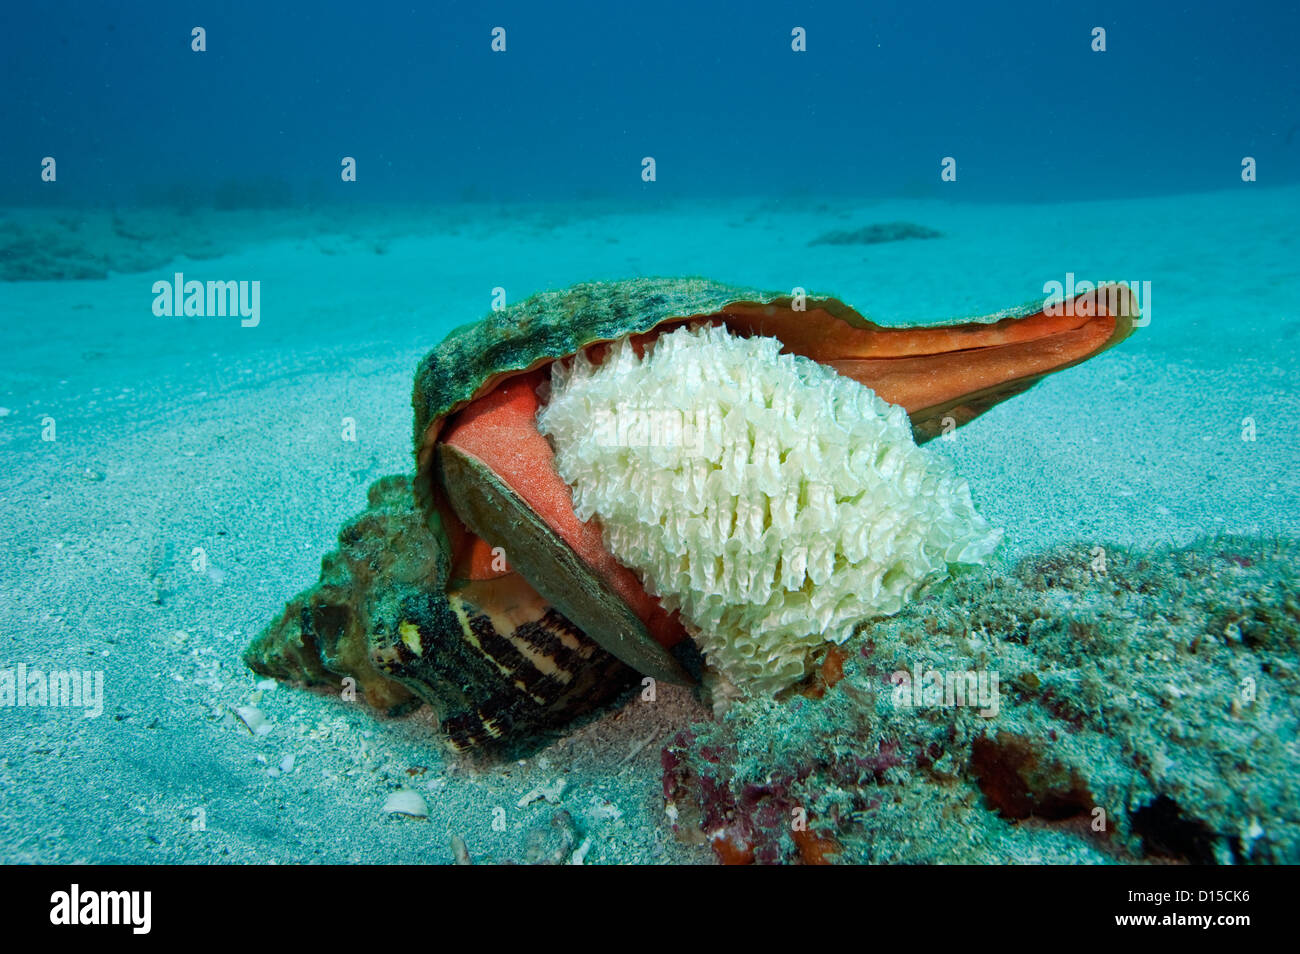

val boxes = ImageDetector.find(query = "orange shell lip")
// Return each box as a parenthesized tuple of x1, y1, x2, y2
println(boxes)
(720, 284, 1137, 431)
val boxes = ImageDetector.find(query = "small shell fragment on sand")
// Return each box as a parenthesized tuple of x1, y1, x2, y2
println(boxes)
(383, 789, 429, 818)
(518, 777, 568, 808)
(569, 836, 592, 865)
(450, 834, 472, 865)
(234, 705, 271, 736)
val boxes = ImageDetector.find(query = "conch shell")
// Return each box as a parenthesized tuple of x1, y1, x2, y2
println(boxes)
(245, 278, 1138, 753)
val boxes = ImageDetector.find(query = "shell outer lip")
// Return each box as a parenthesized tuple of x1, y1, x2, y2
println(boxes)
(438, 441, 695, 686)
(907, 284, 1140, 442)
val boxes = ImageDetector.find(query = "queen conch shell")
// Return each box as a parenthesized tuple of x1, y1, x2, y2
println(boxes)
(244, 278, 1138, 754)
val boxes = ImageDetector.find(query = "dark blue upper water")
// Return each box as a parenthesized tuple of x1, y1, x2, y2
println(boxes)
(3, 0, 1297, 205)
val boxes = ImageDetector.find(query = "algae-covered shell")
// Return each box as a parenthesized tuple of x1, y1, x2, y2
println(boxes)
(246, 277, 1137, 754)
(413, 279, 767, 480)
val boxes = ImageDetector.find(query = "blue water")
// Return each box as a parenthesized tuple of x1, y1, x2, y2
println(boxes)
(4, 0, 1298, 205)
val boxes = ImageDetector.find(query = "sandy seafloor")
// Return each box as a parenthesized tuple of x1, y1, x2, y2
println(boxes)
(0, 185, 1297, 863)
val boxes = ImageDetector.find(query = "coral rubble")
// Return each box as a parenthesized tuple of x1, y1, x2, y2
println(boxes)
(663, 536, 1300, 864)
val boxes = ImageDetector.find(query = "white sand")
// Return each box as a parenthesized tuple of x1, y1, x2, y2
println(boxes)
(0, 185, 1296, 862)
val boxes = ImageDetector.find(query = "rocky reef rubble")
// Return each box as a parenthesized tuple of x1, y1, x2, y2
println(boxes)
(663, 536, 1300, 864)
